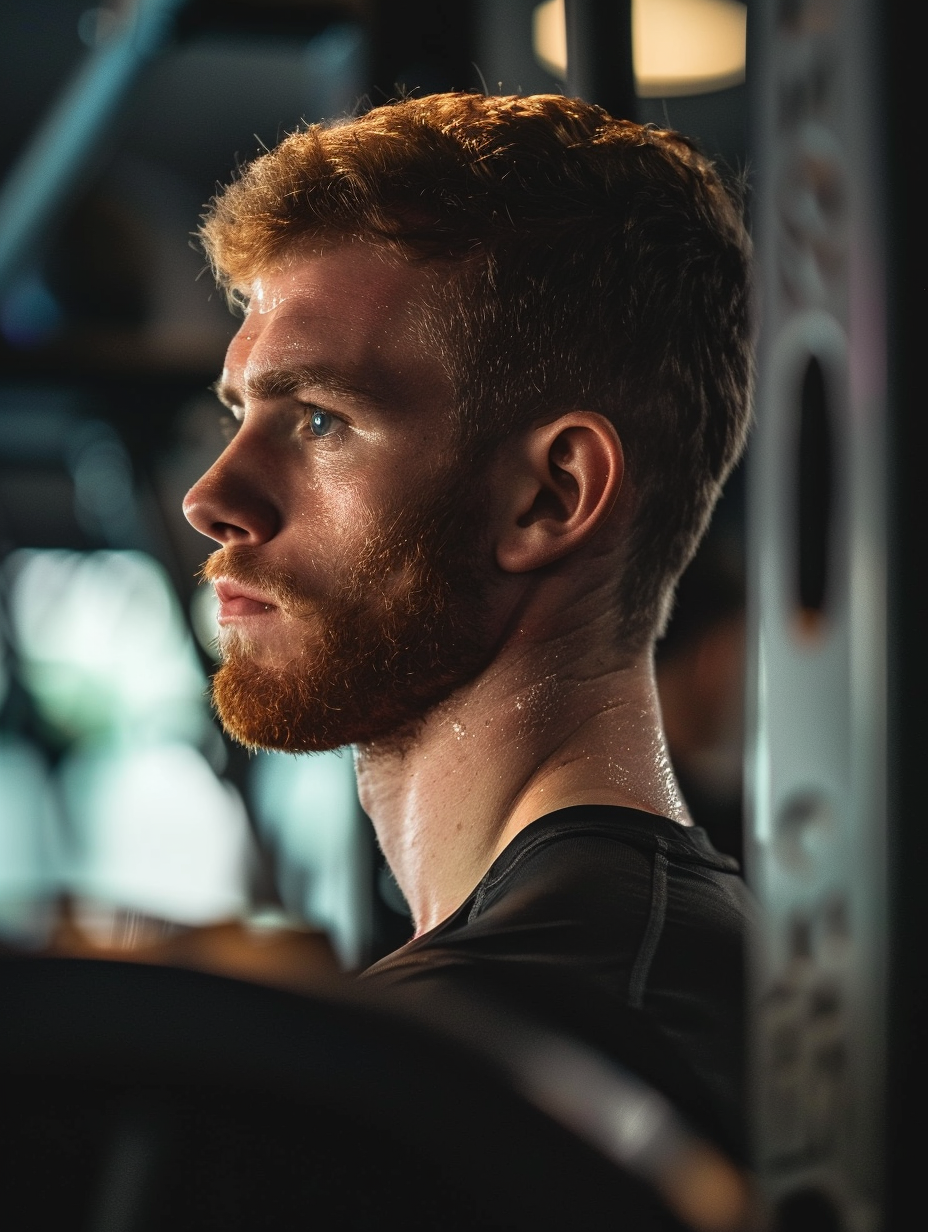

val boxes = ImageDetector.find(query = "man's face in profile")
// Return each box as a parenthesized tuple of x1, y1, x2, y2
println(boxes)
(183, 244, 494, 751)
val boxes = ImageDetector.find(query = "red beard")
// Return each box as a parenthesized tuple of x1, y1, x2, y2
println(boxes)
(201, 466, 494, 752)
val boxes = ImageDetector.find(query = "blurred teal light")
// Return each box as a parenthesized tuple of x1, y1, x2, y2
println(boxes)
(5, 548, 207, 744)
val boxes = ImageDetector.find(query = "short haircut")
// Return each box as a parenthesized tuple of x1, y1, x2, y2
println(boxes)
(200, 93, 753, 648)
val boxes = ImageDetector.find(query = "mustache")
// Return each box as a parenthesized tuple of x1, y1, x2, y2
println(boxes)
(200, 547, 308, 612)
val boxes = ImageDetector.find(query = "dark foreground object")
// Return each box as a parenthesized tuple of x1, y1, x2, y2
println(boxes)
(0, 957, 704, 1232)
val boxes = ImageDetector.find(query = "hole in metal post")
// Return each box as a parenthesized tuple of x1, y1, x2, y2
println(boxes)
(795, 356, 833, 634)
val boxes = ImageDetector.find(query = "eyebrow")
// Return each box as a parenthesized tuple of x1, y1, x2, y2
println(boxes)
(212, 363, 390, 412)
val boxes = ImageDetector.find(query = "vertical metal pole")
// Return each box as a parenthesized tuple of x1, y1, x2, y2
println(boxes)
(748, 0, 888, 1227)
(564, 0, 636, 120)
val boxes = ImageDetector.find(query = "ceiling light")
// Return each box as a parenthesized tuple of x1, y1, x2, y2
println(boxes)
(533, 0, 748, 98)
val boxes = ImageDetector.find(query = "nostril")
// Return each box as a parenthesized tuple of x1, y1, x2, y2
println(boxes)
(209, 518, 255, 545)
(182, 481, 280, 547)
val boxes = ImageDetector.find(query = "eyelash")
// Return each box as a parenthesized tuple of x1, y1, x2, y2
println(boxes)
(215, 406, 343, 444)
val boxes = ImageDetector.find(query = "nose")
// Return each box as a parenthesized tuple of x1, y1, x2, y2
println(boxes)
(183, 439, 281, 547)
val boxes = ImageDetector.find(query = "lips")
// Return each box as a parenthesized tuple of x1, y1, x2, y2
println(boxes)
(213, 578, 278, 624)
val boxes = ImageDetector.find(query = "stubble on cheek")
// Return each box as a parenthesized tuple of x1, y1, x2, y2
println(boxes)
(202, 464, 496, 753)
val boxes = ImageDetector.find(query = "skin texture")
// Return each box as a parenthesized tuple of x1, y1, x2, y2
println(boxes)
(184, 243, 690, 938)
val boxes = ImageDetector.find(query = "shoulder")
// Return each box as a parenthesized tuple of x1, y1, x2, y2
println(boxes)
(363, 806, 752, 1153)
(368, 806, 747, 975)
(475, 805, 742, 913)
(467, 808, 659, 931)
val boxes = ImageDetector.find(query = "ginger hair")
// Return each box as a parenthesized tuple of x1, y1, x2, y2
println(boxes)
(200, 93, 753, 647)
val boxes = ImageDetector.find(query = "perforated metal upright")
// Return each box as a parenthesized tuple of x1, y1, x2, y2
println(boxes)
(747, 1, 892, 1227)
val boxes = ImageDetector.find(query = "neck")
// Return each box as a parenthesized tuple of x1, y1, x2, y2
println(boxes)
(355, 614, 689, 937)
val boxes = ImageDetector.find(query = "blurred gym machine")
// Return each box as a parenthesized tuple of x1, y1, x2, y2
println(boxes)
(0, 1, 365, 291)
(747, 0, 918, 1228)
(1, 957, 753, 1232)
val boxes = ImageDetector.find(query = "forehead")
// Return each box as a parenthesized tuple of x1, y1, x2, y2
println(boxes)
(231, 244, 447, 392)
(251, 241, 432, 315)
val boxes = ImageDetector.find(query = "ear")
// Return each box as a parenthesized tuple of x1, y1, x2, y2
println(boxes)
(493, 412, 625, 574)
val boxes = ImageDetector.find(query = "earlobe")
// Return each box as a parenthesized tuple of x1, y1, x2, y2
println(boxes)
(495, 413, 624, 574)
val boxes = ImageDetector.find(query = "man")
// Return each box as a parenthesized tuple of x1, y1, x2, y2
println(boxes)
(183, 94, 753, 1150)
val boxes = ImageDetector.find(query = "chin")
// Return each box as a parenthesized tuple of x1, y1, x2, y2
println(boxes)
(217, 626, 303, 673)
(210, 651, 480, 755)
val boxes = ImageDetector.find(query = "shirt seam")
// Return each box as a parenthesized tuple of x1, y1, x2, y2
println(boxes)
(627, 837, 669, 1008)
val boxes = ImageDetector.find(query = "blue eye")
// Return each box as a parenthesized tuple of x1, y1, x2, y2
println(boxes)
(309, 409, 337, 437)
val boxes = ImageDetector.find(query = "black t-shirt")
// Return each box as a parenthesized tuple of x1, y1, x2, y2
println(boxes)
(363, 805, 752, 1153)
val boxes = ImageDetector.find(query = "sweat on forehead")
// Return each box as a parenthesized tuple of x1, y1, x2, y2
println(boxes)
(231, 235, 428, 314)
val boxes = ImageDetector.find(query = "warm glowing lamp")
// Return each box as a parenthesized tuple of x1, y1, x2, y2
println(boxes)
(533, 0, 748, 97)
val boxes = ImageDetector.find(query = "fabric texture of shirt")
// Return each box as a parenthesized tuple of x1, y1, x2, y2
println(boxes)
(363, 805, 752, 1154)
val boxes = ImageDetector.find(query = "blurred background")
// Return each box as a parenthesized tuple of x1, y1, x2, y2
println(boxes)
(0, 0, 752, 967)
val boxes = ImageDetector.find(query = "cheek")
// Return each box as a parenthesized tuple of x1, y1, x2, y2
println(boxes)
(284, 469, 380, 568)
